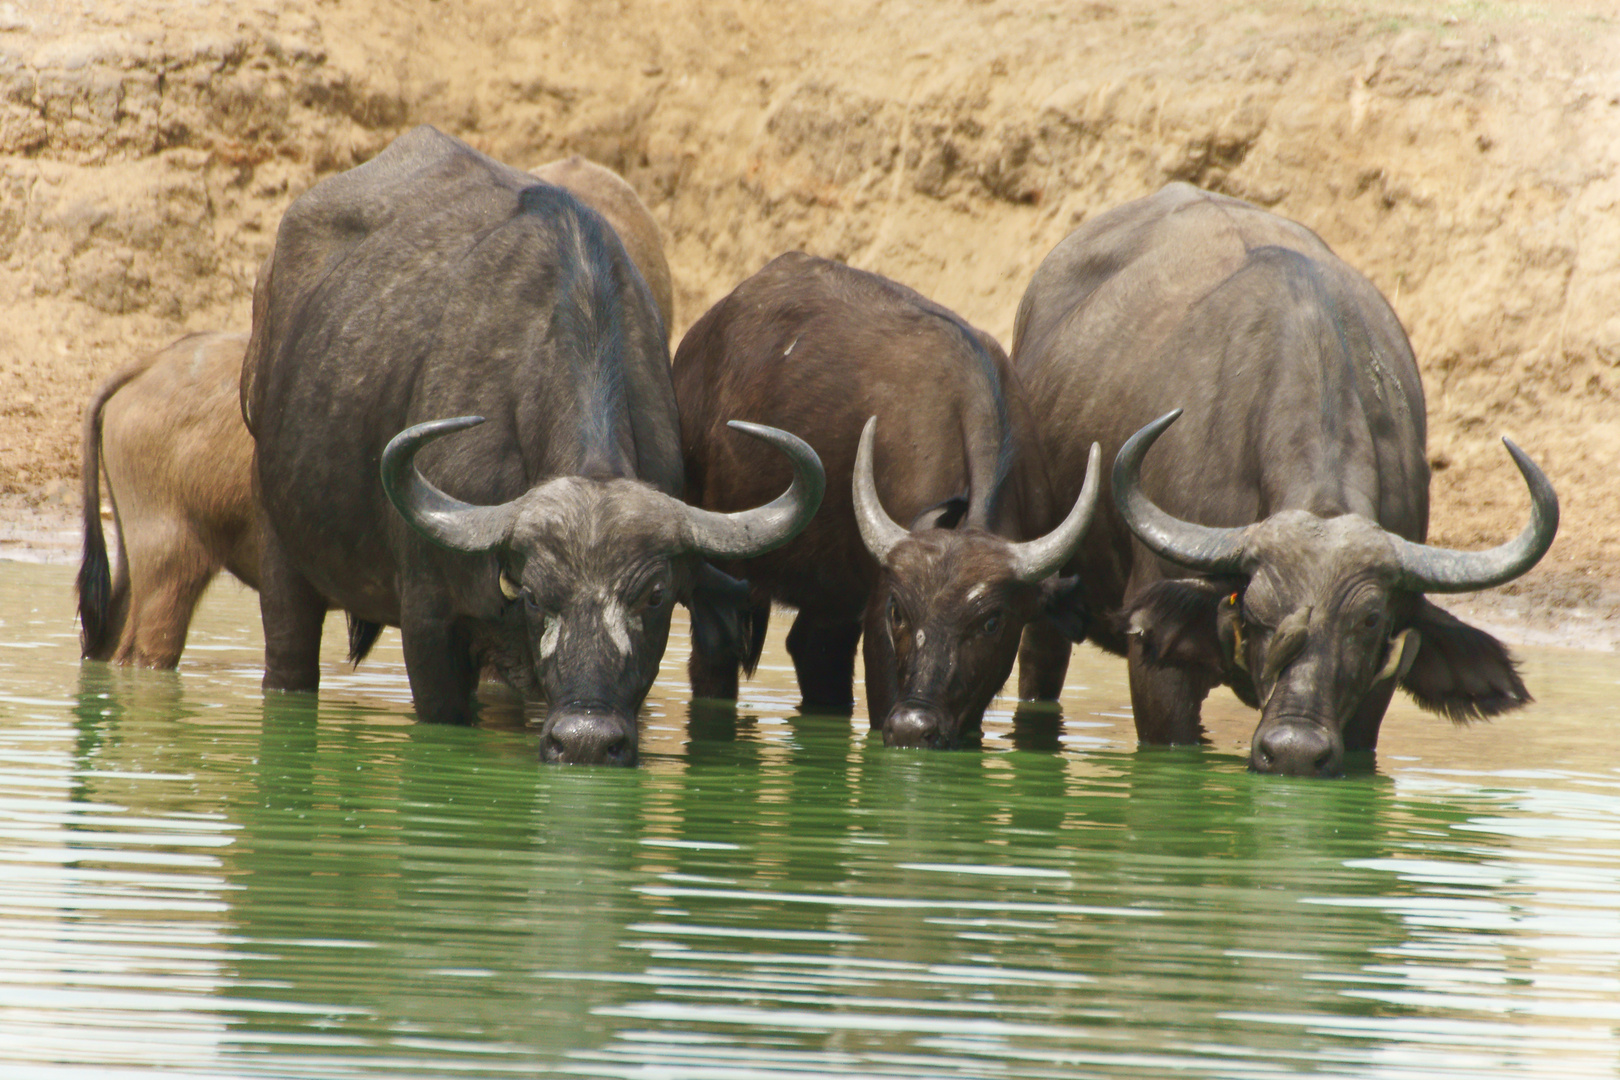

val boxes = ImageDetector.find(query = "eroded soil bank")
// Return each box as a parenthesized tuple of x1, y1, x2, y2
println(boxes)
(3, 0, 1618, 640)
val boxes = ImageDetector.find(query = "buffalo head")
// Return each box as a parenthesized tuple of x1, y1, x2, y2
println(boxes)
(853, 418, 1100, 749)
(1114, 410, 1558, 777)
(382, 417, 824, 766)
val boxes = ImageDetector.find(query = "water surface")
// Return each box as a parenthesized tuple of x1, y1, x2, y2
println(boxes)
(3, 561, 1619, 1078)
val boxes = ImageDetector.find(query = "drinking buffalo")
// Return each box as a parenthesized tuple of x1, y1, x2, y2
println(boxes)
(674, 252, 1099, 747)
(243, 126, 823, 764)
(1013, 183, 1557, 776)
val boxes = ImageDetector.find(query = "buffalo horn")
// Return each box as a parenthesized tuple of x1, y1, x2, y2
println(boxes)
(682, 421, 826, 559)
(852, 417, 909, 564)
(381, 416, 520, 553)
(1391, 438, 1559, 593)
(1113, 409, 1248, 573)
(1009, 442, 1102, 582)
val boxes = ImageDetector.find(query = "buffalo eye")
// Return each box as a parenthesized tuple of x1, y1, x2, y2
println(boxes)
(982, 611, 1004, 637)
(524, 592, 544, 613)
(645, 582, 666, 610)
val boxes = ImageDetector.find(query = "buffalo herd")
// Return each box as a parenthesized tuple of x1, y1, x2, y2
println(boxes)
(77, 125, 1559, 775)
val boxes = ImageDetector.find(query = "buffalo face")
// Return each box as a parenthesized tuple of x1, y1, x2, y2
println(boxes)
(866, 534, 1085, 748)
(853, 418, 1099, 749)
(495, 479, 695, 765)
(383, 417, 824, 766)
(1115, 410, 1558, 777)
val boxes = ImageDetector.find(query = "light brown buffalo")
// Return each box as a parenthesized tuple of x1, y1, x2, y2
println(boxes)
(530, 156, 675, 338)
(78, 331, 382, 669)
(78, 331, 264, 667)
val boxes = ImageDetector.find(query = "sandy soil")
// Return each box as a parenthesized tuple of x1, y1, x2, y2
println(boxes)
(2, 0, 1618, 644)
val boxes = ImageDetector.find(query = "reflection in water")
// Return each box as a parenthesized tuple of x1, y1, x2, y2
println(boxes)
(0, 560, 1619, 1078)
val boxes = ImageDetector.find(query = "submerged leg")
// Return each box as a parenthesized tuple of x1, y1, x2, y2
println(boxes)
(688, 602, 771, 701)
(118, 525, 215, 669)
(259, 526, 326, 693)
(1127, 637, 1213, 745)
(1017, 619, 1073, 702)
(400, 587, 479, 725)
(786, 612, 862, 713)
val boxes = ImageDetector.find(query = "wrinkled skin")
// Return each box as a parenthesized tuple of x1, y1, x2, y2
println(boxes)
(1014, 183, 1555, 776)
(673, 252, 1094, 748)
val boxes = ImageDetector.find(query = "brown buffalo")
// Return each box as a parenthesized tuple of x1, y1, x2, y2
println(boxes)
(77, 331, 381, 669)
(674, 252, 1098, 748)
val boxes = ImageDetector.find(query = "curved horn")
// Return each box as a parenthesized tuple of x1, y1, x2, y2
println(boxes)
(1010, 442, 1102, 581)
(1112, 409, 1248, 574)
(1392, 437, 1559, 593)
(851, 416, 909, 564)
(683, 421, 826, 559)
(381, 416, 520, 553)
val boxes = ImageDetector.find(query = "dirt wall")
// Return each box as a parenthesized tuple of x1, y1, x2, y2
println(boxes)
(3, 0, 1618, 620)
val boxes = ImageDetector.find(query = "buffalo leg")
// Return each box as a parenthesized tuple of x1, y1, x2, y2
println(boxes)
(116, 521, 215, 668)
(400, 592, 479, 725)
(860, 609, 898, 729)
(1341, 678, 1396, 753)
(1126, 637, 1212, 745)
(687, 602, 771, 701)
(1017, 620, 1072, 702)
(786, 612, 861, 713)
(259, 526, 326, 692)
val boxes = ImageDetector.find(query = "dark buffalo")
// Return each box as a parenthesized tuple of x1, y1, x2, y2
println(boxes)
(243, 126, 823, 764)
(1013, 183, 1557, 776)
(674, 252, 1099, 747)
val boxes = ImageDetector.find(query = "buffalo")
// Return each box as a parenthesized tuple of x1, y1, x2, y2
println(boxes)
(674, 252, 1099, 748)
(530, 155, 675, 339)
(242, 126, 823, 764)
(78, 157, 674, 674)
(76, 332, 298, 667)
(1013, 183, 1557, 776)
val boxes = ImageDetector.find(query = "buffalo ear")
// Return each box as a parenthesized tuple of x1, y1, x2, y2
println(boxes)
(1038, 575, 1089, 643)
(1113, 577, 1243, 674)
(909, 495, 970, 532)
(689, 563, 766, 675)
(1399, 598, 1530, 721)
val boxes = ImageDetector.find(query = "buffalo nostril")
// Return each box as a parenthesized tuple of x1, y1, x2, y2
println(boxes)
(885, 707, 944, 748)
(1253, 723, 1338, 777)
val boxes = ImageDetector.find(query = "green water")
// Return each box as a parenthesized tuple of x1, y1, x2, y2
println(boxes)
(3, 560, 1620, 1078)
